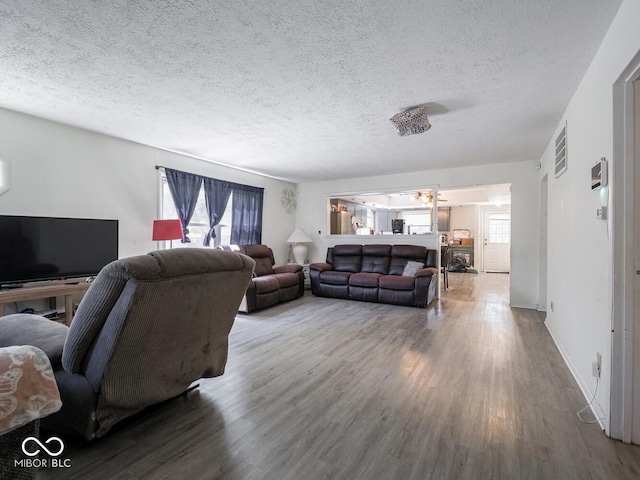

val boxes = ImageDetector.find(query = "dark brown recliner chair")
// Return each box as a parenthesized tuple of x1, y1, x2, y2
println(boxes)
(220, 245, 304, 312)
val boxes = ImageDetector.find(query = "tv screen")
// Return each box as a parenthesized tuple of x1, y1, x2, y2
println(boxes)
(0, 215, 118, 286)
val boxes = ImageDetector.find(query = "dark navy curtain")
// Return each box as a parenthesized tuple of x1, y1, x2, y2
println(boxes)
(230, 184, 264, 245)
(202, 177, 233, 246)
(165, 168, 203, 243)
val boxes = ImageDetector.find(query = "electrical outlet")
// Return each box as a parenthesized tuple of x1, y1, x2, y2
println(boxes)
(592, 353, 602, 378)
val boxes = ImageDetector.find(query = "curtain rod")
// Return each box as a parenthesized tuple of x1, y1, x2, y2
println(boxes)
(155, 165, 263, 191)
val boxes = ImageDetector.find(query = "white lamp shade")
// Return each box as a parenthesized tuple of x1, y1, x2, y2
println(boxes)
(287, 228, 312, 243)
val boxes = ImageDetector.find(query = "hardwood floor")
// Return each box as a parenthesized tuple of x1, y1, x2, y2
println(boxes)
(38, 273, 640, 479)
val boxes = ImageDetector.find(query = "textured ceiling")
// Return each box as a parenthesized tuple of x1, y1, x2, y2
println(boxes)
(0, 1, 622, 182)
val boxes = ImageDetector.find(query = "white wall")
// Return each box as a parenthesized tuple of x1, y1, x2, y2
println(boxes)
(0, 108, 297, 264)
(444, 205, 479, 270)
(539, 0, 640, 434)
(296, 160, 540, 308)
(447, 205, 478, 238)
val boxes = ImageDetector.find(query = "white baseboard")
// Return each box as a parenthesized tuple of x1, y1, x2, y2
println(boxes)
(544, 323, 607, 431)
(509, 303, 539, 310)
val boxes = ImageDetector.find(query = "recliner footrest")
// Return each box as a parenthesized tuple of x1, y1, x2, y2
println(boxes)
(0, 314, 68, 367)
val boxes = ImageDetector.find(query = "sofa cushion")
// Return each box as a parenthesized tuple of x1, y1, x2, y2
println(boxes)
(331, 245, 362, 273)
(389, 245, 428, 275)
(319, 270, 352, 285)
(273, 272, 300, 289)
(243, 244, 275, 276)
(349, 272, 382, 288)
(379, 275, 416, 291)
(252, 257, 274, 277)
(252, 275, 280, 293)
(361, 245, 391, 274)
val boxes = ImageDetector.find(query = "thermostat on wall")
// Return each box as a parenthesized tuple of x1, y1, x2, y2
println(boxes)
(591, 157, 608, 190)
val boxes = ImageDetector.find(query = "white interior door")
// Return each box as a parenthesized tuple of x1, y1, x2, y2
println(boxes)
(483, 209, 511, 273)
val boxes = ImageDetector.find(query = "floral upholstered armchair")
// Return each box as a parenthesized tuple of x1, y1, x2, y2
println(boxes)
(0, 345, 62, 479)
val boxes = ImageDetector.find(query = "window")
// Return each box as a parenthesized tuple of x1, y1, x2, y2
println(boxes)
(488, 213, 510, 244)
(400, 210, 433, 234)
(160, 167, 263, 247)
(160, 177, 233, 248)
(366, 209, 374, 230)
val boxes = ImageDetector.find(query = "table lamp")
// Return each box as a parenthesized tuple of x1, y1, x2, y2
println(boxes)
(287, 228, 312, 264)
(152, 219, 183, 248)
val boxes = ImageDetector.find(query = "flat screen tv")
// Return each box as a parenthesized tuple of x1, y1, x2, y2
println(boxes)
(0, 215, 118, 286)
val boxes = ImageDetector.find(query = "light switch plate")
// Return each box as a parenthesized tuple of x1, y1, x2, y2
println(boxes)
(596, 206, 607, 219)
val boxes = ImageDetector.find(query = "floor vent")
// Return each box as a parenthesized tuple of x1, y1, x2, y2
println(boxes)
(555, 123, 567, 178)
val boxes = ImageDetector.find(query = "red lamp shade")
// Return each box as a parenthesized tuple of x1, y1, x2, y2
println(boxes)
(152, 219, 183, 241)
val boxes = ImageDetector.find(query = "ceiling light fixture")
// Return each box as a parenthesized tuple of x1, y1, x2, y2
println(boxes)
(390, 105, 431, 136)
(412, 191, 447, 208)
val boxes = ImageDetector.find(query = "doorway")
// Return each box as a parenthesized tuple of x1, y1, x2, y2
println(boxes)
(539, 175, 549, 311)
(632, 76, 640, 443)
(611, 50, 640, 443)
(481, 208, 511, 273)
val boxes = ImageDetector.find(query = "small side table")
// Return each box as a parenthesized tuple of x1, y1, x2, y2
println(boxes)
(287, 263, 311, 289)
(301, 264, 311, 289)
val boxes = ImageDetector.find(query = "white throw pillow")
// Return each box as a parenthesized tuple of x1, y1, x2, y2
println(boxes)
(402, 260, 424, 277)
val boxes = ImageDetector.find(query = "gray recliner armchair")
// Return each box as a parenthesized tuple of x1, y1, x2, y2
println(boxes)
(0, 248, 255, 440)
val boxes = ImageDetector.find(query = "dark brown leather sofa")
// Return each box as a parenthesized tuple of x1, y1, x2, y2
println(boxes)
(220, 244, 305, 312)
(309, 244, 438, 307)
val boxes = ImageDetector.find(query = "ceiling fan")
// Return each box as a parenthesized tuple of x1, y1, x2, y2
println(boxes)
(413, 191, 447, 207)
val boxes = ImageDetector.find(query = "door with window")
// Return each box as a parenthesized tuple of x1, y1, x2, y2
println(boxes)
(483, 209, 511, 273)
